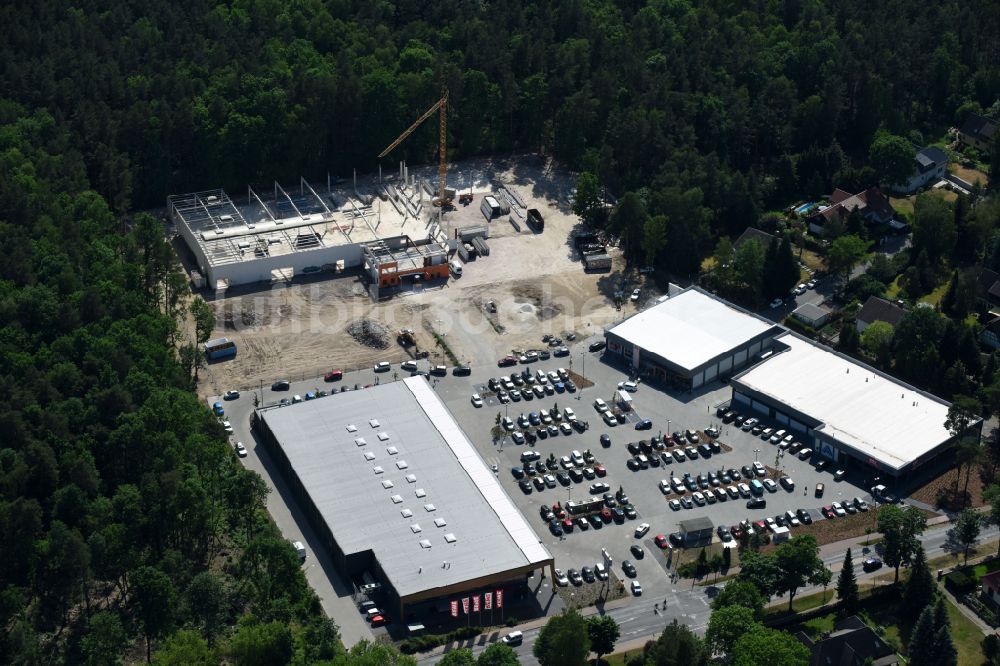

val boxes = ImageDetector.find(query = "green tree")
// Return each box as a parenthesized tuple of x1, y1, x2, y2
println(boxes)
(81, 611, 128, 666)
(773, 535, 827, 611)
(737, 550, 782, 599)
(838, 319, 861, 353)
(909, 606, 937, 666)
(827, 234, 868, 282)
(711, 579, 765, 619)
(229, 620, 293, 666)
(573, 172, 602, 227)
(151, 630, 216, 666)
(983, 484, 1000, 556)
(913, 193, 957, 263)
(331, 640, 417, 666)
(893, 307, 947, 386)
(903, 546, 936, 621)
(439, 649, 477, 666)
(946, 395, 983, 506)
(185, 572, 227, 643)
(190, 297, 216, 345)
(709, 237, 737, 293)
(131, 566, 176, 662)
(644, 619, 707, 666)
(608, 192, 647, 263)
(477, 643, 521, 666)
(860, 320, 894, 367)
(955, 507, 982, 564)
(836, 548, 859, 614)
(643, 215, 669, 267)
(587, 615, 620, 663)
(533, 608, 590, 666)
(877, 504, 928, 583)
(868, 130, 916, 189)
(705, 605, 761, 657)
(730, 627, 810, 666)
(734, 239, 766, 303)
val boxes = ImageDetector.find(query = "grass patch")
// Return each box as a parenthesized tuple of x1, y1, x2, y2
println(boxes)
(919, 280, 950, 306)
(949, 163, 989, 188)
(890, 196, 915, 219)
(945, 595, 987, 666)
(797, 612, 836, 638)
(969, 557, 1000, 582)
(885, 275, 902, 299)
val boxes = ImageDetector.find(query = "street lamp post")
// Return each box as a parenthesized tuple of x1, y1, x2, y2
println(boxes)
(754, 448, 761, 462)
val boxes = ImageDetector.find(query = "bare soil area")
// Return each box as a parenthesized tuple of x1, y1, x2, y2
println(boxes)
(195, 158, 647, 398)
(910, 465, 988, 512)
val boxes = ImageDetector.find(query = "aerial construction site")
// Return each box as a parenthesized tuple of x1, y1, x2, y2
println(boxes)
(170, 93, 640, 398)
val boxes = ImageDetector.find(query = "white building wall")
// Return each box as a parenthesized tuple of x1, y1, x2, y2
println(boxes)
(207, 243, 366, 289)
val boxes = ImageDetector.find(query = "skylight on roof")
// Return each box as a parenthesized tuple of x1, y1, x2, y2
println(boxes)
(355, 437, 366, 447)
(363, 452, 375, 461)
(415, 489, 426, 498)
(424, 503, 436, 512)
(373, 466, 384, 474)
(405, 474, 417, 483)
(401, 509, 413, 518)
(434, 518, 446, 527)
(391, 494, 403, 504)
(419, 539, 432, 548)
(382, 479, 394, 489)
(369, 419, 380, 428)
(444, 534, 456, 543)
(378, 432, 389, 441)
(386, 446, 398, 455)
(346, 425, 357, 432)
(396, 460, 408, 469)
(410, 524, 421, 533)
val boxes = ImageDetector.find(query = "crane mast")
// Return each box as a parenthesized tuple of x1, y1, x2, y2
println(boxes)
(378, 91, 449, 205)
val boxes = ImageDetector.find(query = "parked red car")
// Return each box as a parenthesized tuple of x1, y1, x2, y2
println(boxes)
(594, 464, 607, 477)
(821, 506, 836, 519)
(324, 369, 343, 382)
(498, 356, 517, 367)
(654, 534, 669, 549)
(370, 615, 389, 627)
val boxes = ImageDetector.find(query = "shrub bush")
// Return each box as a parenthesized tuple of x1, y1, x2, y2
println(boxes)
(945, 570, 975, 593)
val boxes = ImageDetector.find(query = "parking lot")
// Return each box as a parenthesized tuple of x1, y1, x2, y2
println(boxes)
(428, 336, 875, 598)
(214, 331, 882, 629)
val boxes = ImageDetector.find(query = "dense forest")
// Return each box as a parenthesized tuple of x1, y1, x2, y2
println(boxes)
(2, 0, 1000, 664)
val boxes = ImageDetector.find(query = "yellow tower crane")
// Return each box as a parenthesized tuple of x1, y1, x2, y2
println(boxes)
(378, 90, 450, 205)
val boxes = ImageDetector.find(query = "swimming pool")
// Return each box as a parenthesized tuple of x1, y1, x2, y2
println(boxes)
(794, 201, 817, 214)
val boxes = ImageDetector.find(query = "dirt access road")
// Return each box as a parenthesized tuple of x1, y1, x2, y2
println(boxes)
(196, 156, 653, 398)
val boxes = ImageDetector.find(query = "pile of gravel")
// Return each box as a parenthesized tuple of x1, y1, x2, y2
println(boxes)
(346, 318, 390, 349)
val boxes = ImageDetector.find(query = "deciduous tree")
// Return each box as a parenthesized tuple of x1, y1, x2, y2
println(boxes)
(955, 507, 982, 564)
(533, 608, 590, 666)
(731, 627, 810, 666)
(705, 605, 760, 656)
(877, 504, 928, 583)
(587, 615, 620, 663)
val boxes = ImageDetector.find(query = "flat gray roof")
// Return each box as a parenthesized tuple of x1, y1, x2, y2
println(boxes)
(608, 287, 780, 372)
(260, 377, 551, 598)
(733, 334, 955, 471)
(679, 516, 714, 532)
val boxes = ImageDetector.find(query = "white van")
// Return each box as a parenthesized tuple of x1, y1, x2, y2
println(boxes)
(293, 541, 306, 563)
(501, 631, 523, 646)
(450, 260, 463, 276)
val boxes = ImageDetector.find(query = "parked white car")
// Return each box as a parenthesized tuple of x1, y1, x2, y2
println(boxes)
(471, 393, 483, 407)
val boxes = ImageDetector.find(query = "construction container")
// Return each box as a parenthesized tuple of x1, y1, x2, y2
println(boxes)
(480, 196, 501, 221)
(527, 208, 544, 231)
(204, 338, 237, 360)
(457, 224, 489, 241)
(472, 236, 490, 257)
(583, 254, 612, 272)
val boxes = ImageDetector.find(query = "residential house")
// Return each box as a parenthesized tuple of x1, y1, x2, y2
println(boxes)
(976, 267, 1000, 311)
(856, 296, 906, 333)
(981, 570, 1000, 607)
(806, 187, 896, 236)
(792, 302, 832, 328)
(795, 615, 898, 666)
(733, 227, 778, 250)
(981, 316, 1000, 350)
(900, 146, 949, 194)
(958, 113, 997, 153)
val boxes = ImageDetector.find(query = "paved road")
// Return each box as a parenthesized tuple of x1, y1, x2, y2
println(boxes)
(418, 521, 998, 665)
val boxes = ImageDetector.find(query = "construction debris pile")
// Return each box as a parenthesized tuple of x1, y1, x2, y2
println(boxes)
(346, 318, 391, 349)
